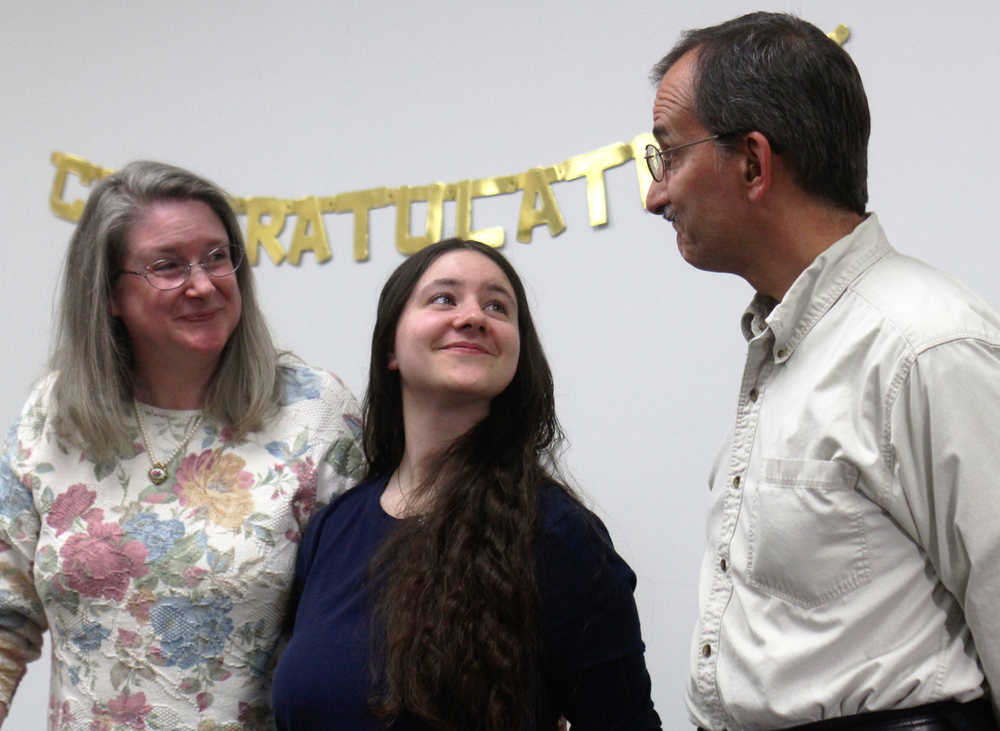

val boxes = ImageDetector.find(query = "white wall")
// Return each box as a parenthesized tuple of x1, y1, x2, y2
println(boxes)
(2, 1, 998, 727)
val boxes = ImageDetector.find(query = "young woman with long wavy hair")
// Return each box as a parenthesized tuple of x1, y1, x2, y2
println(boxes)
(273, 239, 660, 730)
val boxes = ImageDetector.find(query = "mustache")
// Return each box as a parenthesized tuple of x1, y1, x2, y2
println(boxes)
(662, 206, 677, 223)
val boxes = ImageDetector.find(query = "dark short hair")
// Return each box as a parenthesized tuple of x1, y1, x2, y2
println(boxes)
(651, 12, 870, 215)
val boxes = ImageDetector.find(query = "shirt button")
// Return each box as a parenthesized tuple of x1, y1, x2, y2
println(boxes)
(702, 643, 712, 657)
(776, 347, 788, 359)
(720, 558, 727, 572)
(749, 387, 759, 402)
(732, 475, 741, 489)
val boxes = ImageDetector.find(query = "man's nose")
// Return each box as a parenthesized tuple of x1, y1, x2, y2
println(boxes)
(645, 176, 669, 214)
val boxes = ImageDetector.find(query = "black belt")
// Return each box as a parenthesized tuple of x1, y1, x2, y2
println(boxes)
(698, 696, 998, 730)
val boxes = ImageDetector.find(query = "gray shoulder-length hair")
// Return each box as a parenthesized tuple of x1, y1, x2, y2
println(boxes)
(50, 160, 281, 457)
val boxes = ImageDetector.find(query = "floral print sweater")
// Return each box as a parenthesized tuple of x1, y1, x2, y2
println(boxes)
(0, 364, 364, 730)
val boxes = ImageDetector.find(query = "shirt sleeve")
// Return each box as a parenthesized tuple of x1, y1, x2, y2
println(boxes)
(888, 337, 1000, 717)
(0, 416, 48, 710)
(310, 370, 365, 522)
(537, 490, 661, 730)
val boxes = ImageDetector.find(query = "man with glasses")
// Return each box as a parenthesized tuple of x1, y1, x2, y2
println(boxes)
(644, 12, 1000, 731)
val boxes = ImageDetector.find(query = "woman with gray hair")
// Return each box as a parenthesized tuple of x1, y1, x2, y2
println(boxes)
(0, 161, 363, 729)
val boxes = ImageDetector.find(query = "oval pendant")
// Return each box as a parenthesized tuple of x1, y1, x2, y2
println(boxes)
(149, 464, 168, 485)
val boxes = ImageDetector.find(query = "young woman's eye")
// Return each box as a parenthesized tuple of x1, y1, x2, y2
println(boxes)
(484, 301, 508, 315)
(430, 293, 455, 306)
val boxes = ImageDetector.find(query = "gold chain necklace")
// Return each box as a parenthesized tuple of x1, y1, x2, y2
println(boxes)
(134, 399, 203, 485)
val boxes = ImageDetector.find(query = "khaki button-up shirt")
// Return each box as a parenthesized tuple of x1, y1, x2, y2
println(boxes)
(688, 214, 1000, 730)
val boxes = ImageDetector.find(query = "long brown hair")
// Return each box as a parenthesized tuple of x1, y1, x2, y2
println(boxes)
(363, 239, 566, 729)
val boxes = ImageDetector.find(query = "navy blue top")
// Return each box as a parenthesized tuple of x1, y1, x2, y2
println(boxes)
(272, 476, 660, 730)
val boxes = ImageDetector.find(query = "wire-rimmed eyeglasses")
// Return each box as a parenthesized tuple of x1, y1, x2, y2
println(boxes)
(120, 245, 243, 291)
(644, 135, 723, 181)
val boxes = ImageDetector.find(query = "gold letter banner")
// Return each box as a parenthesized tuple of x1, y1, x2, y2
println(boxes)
(48, 26, 850, 266)
(49, 137, 655, 266)
(48, 16, 851, 265)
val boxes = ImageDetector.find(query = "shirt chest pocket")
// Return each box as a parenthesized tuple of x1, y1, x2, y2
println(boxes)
(746, 458, 873, 609)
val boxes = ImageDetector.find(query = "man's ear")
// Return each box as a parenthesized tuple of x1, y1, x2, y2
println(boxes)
(742, 131, 773, 203)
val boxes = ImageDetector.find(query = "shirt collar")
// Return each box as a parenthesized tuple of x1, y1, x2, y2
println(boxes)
(740, 213, 893, 361)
